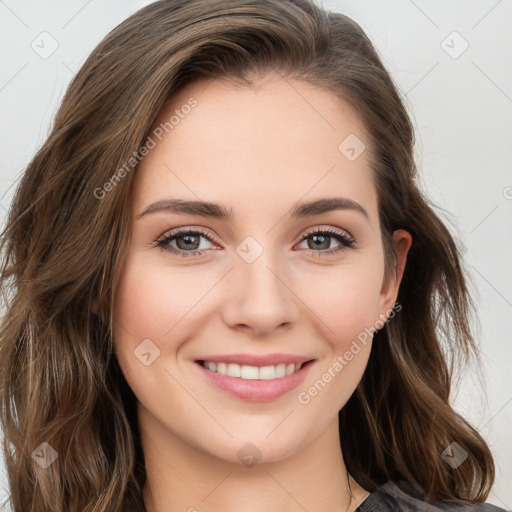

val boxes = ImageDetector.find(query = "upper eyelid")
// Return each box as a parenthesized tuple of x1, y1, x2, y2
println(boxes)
(303, 226, 354, 240)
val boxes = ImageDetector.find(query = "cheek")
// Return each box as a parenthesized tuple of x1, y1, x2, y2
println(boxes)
(296, 271, 380, 412)
(299, 260, 384, 347)
(112, 254, 205, 407)
(113, 255, 207, 344)
(112, 255, 187, 387)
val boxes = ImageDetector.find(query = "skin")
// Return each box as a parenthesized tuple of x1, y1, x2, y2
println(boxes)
(112, 72, 412, 512)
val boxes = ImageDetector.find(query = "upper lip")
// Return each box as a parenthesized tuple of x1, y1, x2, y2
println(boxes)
(195, 353, 315, 367)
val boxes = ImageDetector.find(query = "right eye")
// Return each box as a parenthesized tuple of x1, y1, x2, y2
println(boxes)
(156, 227, 221, 258)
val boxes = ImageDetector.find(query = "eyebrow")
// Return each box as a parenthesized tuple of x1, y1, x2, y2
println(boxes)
(136, 197, 369, 221)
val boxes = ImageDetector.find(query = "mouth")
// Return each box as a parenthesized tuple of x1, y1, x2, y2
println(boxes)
(196, 359, 315, 380)
(193, 358, 316, 402)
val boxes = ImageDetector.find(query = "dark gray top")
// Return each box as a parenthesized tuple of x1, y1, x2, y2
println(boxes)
(357, 481, 510, 512)
(123, 479, 510, 511)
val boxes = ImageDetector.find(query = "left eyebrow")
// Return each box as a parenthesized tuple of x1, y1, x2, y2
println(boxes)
(289, 197, 369, 221)
(136, 196, 369, 222)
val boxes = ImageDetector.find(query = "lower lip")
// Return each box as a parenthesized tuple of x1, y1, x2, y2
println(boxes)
(194, 360, 315, 402)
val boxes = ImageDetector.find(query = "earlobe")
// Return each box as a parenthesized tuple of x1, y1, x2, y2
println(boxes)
(378, 229, 412, 320)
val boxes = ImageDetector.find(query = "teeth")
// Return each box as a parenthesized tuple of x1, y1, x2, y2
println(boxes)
(201, 361, 304, 380)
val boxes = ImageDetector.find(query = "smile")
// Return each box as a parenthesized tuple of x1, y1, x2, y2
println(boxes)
(194, 358, 316, 401)
(199, 360, 307, 380)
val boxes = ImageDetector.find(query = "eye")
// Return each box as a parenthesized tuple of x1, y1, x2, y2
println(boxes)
(155, 226, 356, 258)
(156, 227, 220, 258)
(295, 227, 356, 257)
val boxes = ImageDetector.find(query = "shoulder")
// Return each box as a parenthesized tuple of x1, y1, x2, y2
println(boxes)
(357, 480, 510, 512)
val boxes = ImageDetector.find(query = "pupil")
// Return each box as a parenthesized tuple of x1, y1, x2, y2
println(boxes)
(310, 234, 329, 250)
(178, 234, 199, 250)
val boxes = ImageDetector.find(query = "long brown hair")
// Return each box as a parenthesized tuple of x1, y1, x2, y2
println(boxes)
(0, 0, 495, 510)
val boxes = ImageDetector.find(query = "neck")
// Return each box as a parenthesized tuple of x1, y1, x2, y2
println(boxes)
(138, 402, 369, 512)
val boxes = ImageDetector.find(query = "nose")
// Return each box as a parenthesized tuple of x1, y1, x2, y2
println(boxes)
(221, 248, 300, 337)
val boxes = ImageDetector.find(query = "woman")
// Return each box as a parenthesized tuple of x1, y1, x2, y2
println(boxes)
(0, 1, 507, 511)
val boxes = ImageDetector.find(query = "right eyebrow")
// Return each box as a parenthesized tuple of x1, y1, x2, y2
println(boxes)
(136, 198, 233, 220)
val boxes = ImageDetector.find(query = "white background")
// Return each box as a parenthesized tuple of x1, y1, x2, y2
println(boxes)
(0, 0, 511, 509)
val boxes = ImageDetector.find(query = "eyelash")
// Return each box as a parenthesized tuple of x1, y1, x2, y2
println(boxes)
(156, 226, 356, 258)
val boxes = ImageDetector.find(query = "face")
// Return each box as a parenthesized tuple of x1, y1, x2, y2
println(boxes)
(112, 73, 410, 465)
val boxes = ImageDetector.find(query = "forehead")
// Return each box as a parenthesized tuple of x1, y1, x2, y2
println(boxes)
(133, 74, 378, 224)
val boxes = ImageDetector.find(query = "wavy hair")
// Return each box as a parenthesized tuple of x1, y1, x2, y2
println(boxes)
(0, 0, 495, 510)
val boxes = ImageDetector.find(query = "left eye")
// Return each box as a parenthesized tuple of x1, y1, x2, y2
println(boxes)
(156, 227, 356, 258)
(296, 227, 355, 256)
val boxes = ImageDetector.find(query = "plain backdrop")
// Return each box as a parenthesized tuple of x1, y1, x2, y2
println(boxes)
(0, 0, 511, 510)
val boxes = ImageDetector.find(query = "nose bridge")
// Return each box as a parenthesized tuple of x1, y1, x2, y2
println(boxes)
(222, 235, 300, 333)
(241, 245, 284, 298)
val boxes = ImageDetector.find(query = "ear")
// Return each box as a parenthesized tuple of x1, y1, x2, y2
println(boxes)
(377, 229, 412, 320)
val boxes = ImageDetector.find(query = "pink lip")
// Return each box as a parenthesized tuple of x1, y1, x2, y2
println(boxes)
(195, 353, 313, 367)
(193, 358, 316, 402)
